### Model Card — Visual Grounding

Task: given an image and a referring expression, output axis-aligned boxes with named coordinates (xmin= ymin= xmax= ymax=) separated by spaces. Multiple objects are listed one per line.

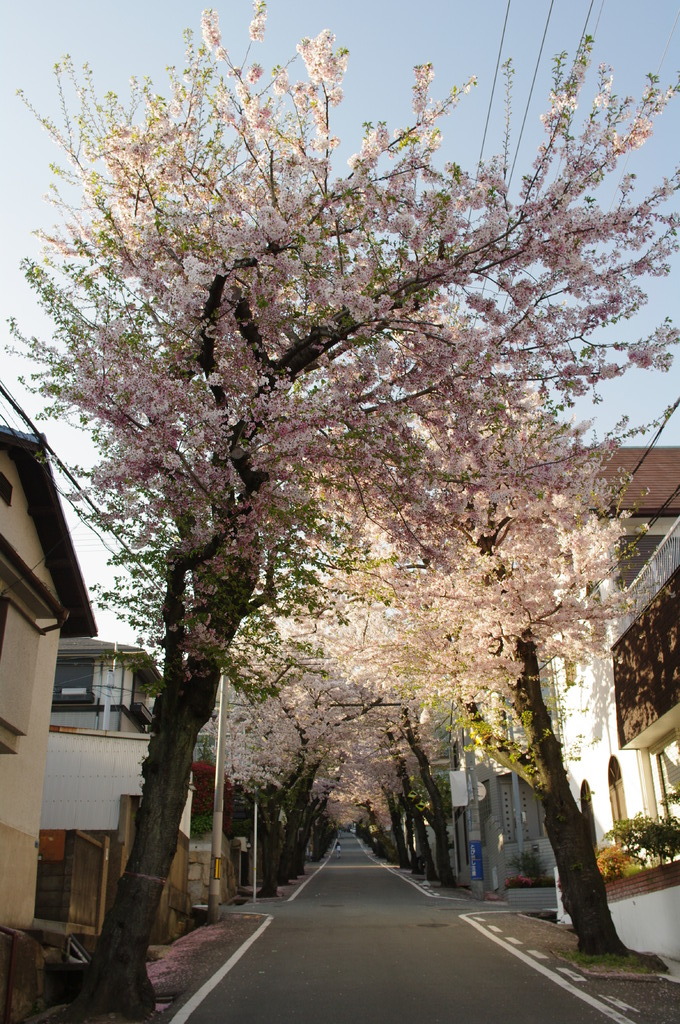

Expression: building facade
xmin=0 ymin=427 xmax=95 ymax=928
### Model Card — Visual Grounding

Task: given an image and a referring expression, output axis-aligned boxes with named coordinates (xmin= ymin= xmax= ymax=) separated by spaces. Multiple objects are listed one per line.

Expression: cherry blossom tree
xmin=326 ymin=400 xmax=638 ymax=953
xmin=15 ymin=2 xmax=679 ymax=1014
xmin=224 ymin=632 xmax=385 ymax=895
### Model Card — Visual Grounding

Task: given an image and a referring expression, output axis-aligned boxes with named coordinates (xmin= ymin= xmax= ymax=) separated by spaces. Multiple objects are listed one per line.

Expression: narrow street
xmin=171 ymin=834 xmax=680 ymax=1024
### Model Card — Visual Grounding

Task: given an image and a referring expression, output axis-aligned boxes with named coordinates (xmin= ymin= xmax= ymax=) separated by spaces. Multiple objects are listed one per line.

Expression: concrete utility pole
xmin=207 ymin=675 xmax=228 ymax=925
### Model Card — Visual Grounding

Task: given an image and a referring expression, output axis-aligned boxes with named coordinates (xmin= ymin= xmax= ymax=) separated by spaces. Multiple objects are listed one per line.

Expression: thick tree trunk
xmin=67 ymin=547 xmax=254 ymax=1021
xmin=394 ymin=768 xmax=436 ymax=880
xmin=384 ymin=788 xmax=411 ymax=869
xmin=360 ymin=803 xmax=398 ymax=862
xmin=513 ymin=637 xmax=628 ymax=956
xmin=409 ymin=802 xmax=436 ymax=879
xmin=402 ymin=716 xmax=456 ymax=887
xmin=294 ymin=796 xmax=327 ymax=875
xmin=69 ymin=658 xmax=220 ymax=1020
xmin=258 ymin=790 xmax=284 ymax=898
xmin=278 ymin=771 xmax=316 ymax=884
xmin=401 ymin=801 xmax=419 ymax=872
xmin=310 ymin=815 xmax=334 ymax=860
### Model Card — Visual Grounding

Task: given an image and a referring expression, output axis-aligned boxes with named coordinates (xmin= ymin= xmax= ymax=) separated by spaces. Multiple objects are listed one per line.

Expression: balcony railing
xmin=615 ymin=514 xmax=680 ymax=639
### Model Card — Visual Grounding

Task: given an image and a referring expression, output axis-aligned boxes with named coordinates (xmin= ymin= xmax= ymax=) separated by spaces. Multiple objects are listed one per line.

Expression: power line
xmin=628 ymin=394 xmax=680 ymax=479
xmin=0 ymin=380 xmax=158 ymax=588
xmin=577 ymin=0 xmax=597 ymax=50
xmin=507 ymin=0 xmax=555 ymax=187
xmin=477 ymin=0 xmax=512 ymax=169
xmin=648 ymin=479 xmax=680 ymax=529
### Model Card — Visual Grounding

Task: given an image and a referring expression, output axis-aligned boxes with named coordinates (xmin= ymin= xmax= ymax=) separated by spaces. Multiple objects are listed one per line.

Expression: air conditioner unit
xmin=53 ymin=688 xmax=95 ymax=704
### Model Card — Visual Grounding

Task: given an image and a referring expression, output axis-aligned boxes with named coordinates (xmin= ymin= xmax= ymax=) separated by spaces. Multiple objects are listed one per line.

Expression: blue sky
xmin=1 ymin=0 xmax=679 ymax=641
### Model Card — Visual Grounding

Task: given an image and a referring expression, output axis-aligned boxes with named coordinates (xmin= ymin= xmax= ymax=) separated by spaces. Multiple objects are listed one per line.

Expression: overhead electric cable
xmin=477 ymin=0 xmax=513 ymax=168
xmin=577 ymin=0 xmax=597 ymax=50
xmin=647 ymin=480 xmax=680 ymax=529
xmin=507 ymin=0 xmax=555 ymax=186
xmin=0 ymin=380 xmax=158 ymax=586
xmin=627 ymin=394 xmax=680 ymax=479
xmin=655 ymin=6 xmax=680 ymax=73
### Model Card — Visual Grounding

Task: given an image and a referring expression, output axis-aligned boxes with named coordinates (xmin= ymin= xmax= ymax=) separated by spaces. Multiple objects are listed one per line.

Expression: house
xmin=35 ymin=637 xmax=192 ymax=945
xmin=52 ymin=637 xmax=159 ymax=734
xmin=459 ymin=447 xmax=680 ymax=911
xmin=559 ymin=447 xmax=680 ymax=849
xmin=0 ymin=426 xmax=96 ymax=930
xmin=551 ymin=446 xmax=680 ymax=956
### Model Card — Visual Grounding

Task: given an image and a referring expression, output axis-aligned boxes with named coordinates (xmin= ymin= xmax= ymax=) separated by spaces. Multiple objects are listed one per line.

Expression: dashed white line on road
xmin=556 ymin=967 xmax=587 ymax=983
xmin=601 ymin=997 xmax=640 ymax=1013
xmin=487 ymin=925 xmax=503 ymax=933
xmin=505 ymin=937 xmax=523 ymax=945
xmin=527 ymin=949 xmax=549 ymax=960
xmin=461 ymin=914 xmax=637 ymax=1024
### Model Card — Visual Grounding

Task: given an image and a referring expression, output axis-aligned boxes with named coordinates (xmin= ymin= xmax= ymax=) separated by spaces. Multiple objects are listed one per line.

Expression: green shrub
xmin=606 ymin=813 xmax=680 ymax=864
xmin=190 ymin=811 xmax=214 ymax=837
xmin=190 ymin=761 xmax=233 ymax=837
xmin=508 ymin=849 xmax=545 ymax=878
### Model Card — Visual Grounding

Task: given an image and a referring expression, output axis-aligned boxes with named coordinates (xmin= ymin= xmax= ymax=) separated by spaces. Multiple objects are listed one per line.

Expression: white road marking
xmin=527 ymin=949 xmax=549 ymax=960
xmin=488 ymin=925 xmax=503 ymax=933
xmin=601 ymin=997 xmax=640 ymax=1013
xmin=287 ymin=854 xmax=332 ymax=902
xmin=461 ymin=914 xmax=638 ymax=1024
xmin=381 ymin=862 xmax=473 ymax=902
xmin=505 ymin=936 xmax=523 ymax=945
xmin=170 ymin=915 xmax=274 ymax=1024
xmin=557 ymin=967 xmax=587 ymax=983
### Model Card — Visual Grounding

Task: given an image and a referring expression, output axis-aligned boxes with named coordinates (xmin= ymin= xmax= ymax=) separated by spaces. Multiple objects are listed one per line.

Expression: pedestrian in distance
xmin=335 ymin=842 xmax=341 ymax=859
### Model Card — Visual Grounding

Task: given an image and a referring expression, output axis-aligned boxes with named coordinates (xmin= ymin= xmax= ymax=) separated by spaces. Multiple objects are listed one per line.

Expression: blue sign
xmin=469 ymin=840 xmax=483 ymax=881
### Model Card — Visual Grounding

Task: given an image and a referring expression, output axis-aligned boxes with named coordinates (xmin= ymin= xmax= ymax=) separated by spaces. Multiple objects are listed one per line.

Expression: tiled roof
xmin=603 ymin=447 xmax=680 ymax=517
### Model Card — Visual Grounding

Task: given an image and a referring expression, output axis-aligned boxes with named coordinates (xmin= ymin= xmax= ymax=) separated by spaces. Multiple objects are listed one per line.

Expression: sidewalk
xmin=27 ymin=867 xmax=320 ymax=1024
xmin=404 ymin=868 xmax=680 ymax=981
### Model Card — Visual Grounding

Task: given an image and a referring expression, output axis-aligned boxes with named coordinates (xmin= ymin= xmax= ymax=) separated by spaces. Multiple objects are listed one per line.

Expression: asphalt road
xmin=176 ymin=833 xmax=677 ymax=1024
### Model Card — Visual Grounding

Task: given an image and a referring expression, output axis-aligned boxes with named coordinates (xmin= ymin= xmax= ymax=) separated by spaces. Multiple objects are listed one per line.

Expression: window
xmin=655 ymin=738 xmax=680 ymax=817
xmin=608 ymin=756 xmax=627 ymax=823
xmin=53 ymin=660 xmax=95 ymax=703
xmin=580 ymin=780 xmax=597 ymax=845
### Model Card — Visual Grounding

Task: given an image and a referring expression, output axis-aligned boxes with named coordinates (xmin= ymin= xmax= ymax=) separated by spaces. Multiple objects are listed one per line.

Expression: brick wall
xmin=606 ymin=859 xmax=680 ymax=904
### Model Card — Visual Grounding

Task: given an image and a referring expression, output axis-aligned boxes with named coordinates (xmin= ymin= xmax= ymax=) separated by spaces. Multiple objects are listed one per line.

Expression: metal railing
xmin=615 ymin=514 xmax=680 ymax=639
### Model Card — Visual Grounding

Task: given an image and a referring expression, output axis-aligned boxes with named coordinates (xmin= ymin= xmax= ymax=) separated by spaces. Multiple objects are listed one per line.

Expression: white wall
xmin=608 ymin=886 xmax=680 ymax=960
xmin=42 ymin=727 xmax=193 ymax=835
xmin=556 ymin=655 xmax=650 ymax=842
xmin=42 ymin=729 xmax=148 ymax=830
